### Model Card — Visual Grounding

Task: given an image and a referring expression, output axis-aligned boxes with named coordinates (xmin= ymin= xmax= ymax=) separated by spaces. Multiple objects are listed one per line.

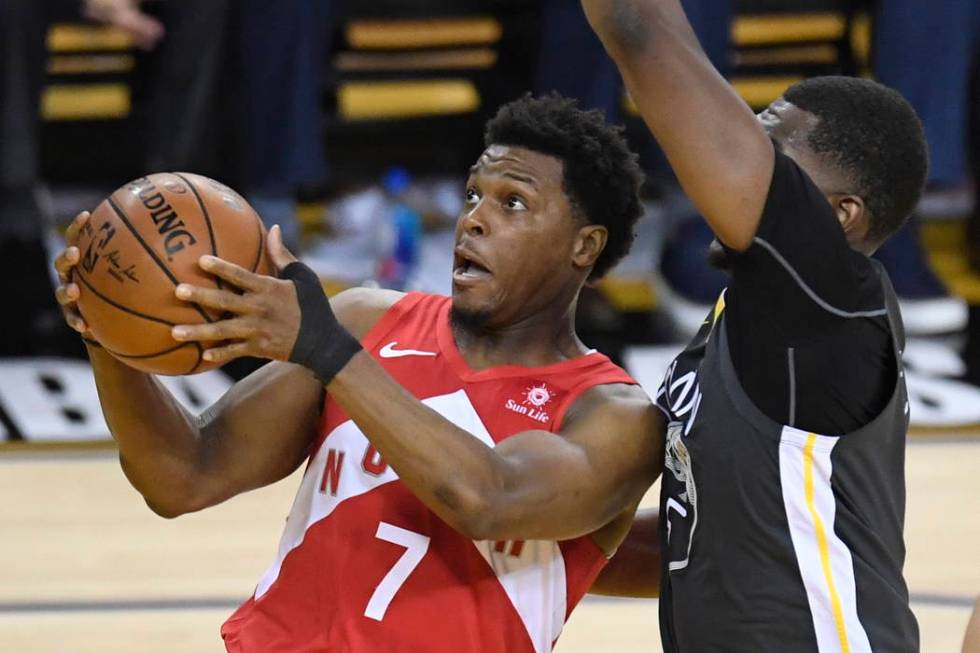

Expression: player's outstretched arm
xmin=589 ymin=508 xmax=661 ymax=597
xmin=581 ymin=0 xmax=774 ymax=251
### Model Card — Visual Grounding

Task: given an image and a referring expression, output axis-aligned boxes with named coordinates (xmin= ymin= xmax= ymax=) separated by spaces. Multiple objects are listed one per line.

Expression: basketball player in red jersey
xmin=54 ymin=95 xmax=664 ymax=652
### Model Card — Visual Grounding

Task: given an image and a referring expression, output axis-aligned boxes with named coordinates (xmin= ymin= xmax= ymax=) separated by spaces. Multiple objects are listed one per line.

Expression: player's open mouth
xmin=453 ymin=247 xmax=493 ymax=284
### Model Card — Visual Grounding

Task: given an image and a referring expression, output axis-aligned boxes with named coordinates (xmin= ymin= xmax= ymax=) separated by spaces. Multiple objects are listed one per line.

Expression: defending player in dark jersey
xmin=54 ymin=96 xmax=665 ymax=651
xmin=582 ymin=0 xmax=927 ymax=651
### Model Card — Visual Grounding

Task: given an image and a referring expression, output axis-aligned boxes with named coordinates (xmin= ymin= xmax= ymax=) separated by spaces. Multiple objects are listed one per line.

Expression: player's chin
xmin=450 ymin=288 xmax=500 ymax=328
xmin=451 ymin=289 xmax=485 ymax=315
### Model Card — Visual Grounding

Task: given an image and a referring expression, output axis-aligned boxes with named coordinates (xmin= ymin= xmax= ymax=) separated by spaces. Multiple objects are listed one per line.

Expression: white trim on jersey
xmin=472 ymin=539 xmax=567 ymax=653
xmin=254 ymin=390 xmax=495 ymax=599
xmin=253 ymin=388 xmax=573 ymax=653
xmin=779 ymin=426 xmax=872 ymax=653
xmin=254 ymin=418 xmax=398 ymax=598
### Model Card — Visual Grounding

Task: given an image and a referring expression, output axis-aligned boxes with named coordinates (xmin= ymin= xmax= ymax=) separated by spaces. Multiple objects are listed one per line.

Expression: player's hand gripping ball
xmin=57 ymin=173 xmax=271 ymax=375
xmin=169 ymin=224 xmax=307 ymax=365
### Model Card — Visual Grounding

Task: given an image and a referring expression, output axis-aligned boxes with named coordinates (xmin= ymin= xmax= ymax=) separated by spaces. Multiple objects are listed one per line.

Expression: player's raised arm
xmin=581 ymin=0 xmax=774 ymax=250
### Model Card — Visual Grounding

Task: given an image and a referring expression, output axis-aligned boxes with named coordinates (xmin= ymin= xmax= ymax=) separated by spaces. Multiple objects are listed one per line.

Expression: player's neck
xmin=451 ymin=298 xmax=588 ymax=371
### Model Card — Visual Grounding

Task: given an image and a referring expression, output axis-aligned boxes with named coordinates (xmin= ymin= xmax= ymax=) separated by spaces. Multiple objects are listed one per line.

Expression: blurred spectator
xmin=963 ymin=47 xmax=980 ymax=387
xmin=970 ymin=46 xmax=980 ymax=274
xmin=533 ymin=0 xmax=732 ymax=177
xmin=0 ymin=1 xmax=59 ymax=356
xmin=872 ymin=1 xmax=980 ymax=335
xmin=0 ymin=0 xmax=158 ymax=357
xmin=236 ymin=0 xmax=337 ymax=251
xmin=0 ymin=0 xmax=230 ymax=356
xmin=133 ymin=0 xmax=234 ymax=177
xmin=533 ymin=0 xmax=734 ymax=336
xmin=82 ymin=0 xmax=164 ymax=50
xmin=875 ymin=1 xmax=979 ymax=194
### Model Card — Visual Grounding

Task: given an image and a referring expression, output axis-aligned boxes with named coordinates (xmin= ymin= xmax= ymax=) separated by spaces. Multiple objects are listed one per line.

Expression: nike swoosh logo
xmin=379 ymin=341 xmax=437 ymax=359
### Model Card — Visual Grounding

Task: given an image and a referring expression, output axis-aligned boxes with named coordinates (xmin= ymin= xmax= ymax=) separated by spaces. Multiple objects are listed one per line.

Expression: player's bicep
xmin=587 ymin=0 xmax=773 ymax=250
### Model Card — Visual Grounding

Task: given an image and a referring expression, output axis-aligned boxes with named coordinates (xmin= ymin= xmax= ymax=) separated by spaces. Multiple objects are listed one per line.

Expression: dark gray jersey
xmin=655 ymin=264 xmax=918 ymax=652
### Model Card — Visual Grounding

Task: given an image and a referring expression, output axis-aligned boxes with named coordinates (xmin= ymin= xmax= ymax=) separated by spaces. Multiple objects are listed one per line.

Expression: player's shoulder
xmin=579 ymin=381 xmax=650 ymax=405
xmin=562 ymin=382 xmax=660 ymax=434
xmin=331 ymin=287 xmax=407 ymax=340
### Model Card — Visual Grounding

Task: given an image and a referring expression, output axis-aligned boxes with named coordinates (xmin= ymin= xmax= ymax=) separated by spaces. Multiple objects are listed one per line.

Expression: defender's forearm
xmin=590 ymin=508 xmax=661 ymax=597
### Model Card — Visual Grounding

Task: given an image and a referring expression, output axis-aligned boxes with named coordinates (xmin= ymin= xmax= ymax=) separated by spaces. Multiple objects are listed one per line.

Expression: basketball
xmin=73 ymin=173 xmax=271 ymax=375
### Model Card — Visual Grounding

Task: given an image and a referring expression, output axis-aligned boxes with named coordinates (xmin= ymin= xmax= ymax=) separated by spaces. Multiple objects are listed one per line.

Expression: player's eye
xmin=465 ymin=187 xmax=480 ymax=204
xmin=506 ymin=196 xmax=528 ymax=211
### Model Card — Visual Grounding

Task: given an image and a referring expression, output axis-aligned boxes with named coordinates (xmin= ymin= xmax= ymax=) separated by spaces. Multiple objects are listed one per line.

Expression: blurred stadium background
xmin=1 ymin=0 xmax=978 ymax=651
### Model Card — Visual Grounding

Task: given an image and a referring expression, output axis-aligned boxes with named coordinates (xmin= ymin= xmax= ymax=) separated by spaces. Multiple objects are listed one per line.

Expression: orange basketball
xmin=74 ymin=173 xmax=271 ymax=375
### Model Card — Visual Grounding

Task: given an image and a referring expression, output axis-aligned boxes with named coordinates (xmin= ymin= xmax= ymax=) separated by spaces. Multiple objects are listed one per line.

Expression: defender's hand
xmin=171 ymin=225 xmax=302 ymax=364
xmin=54 ymin=211 xmax=97 ymax=342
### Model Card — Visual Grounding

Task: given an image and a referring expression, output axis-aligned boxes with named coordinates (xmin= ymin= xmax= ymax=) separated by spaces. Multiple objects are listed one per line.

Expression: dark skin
xmin=580 ymin=0 xmax=884 ymax=596
xmin=580 ymin=0 xmax=874 ymax=255
xmin=589 ymin=507 xmax=661 ymax=598
xmin=54 ymin=145 xmax=663 ymax=554
xmin=55 ymin=213 xmax=391 ymax=515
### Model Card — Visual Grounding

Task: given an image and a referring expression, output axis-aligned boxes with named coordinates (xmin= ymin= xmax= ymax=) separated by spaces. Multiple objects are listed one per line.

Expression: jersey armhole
xmin=551 ymin=371 xmax=638 ymax=432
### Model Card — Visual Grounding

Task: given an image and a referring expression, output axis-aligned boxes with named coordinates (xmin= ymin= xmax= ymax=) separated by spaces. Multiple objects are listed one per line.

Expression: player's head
xmin=758 ymin=76 xmax=928 ymax=252
xmin=451 ymin=93 xmax=644 ymax=328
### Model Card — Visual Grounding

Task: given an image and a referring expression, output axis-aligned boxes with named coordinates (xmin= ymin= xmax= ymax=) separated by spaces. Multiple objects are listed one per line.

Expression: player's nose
xmin=459 ymin=203 xmax=489 ymax=237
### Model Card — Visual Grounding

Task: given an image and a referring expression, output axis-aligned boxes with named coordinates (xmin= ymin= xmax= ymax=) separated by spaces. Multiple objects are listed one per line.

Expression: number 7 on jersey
xmin=364 ymin=522 xmax=431 ymax=621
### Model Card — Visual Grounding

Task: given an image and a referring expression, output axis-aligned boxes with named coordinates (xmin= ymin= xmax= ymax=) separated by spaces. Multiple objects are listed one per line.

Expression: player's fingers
xmin=202 ymin=342 xmax=252 ymax=364
xmin=199 ymin=255 xmax=268 ymax=292
xmin=64 ymin=211 xmax=91 ymax=245
xmin=175 ymin=284 xmax=257 ymax=315
xmin=171 ymin=319 xmax=255 ymax=343
xmin=55 ymin=283 xmax=80 ymax=307
xmin=67 ymin=314 xmax=89 ymax=334
xmin=54 ymin=246 xmax=80 ymax=279
xmin=61 ymin=306 xmax=89 ymax=334
xmin=267 ymin=225 xmax=298 ymax=274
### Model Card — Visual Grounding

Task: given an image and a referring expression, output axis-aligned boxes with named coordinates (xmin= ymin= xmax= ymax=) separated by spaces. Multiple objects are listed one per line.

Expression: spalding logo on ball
xmin=73 ymin=173 xmax=271 ymax=376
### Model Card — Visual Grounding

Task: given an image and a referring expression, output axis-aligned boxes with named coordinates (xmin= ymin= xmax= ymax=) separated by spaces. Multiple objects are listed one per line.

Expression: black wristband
xmin=281 ymin=261 xmax=362 ymax=385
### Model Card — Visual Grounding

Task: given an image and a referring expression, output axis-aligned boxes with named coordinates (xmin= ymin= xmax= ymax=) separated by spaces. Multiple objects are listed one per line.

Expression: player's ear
xmin=829 ymin=193 xmax=866 ymax=238
xmin=572 ymin=224 xmax=608 ymax=271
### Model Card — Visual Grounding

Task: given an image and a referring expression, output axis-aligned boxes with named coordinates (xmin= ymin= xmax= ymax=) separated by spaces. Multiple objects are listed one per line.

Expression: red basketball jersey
xmin=222 ymin=293 xmax=636 ymax=652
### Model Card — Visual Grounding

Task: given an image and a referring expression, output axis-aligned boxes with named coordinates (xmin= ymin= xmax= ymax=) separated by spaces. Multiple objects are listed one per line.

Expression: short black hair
xmin=784 ymin=76 xmax=928 ymax=244
xmin=483 ymin=94 xmax=644 ymax=279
